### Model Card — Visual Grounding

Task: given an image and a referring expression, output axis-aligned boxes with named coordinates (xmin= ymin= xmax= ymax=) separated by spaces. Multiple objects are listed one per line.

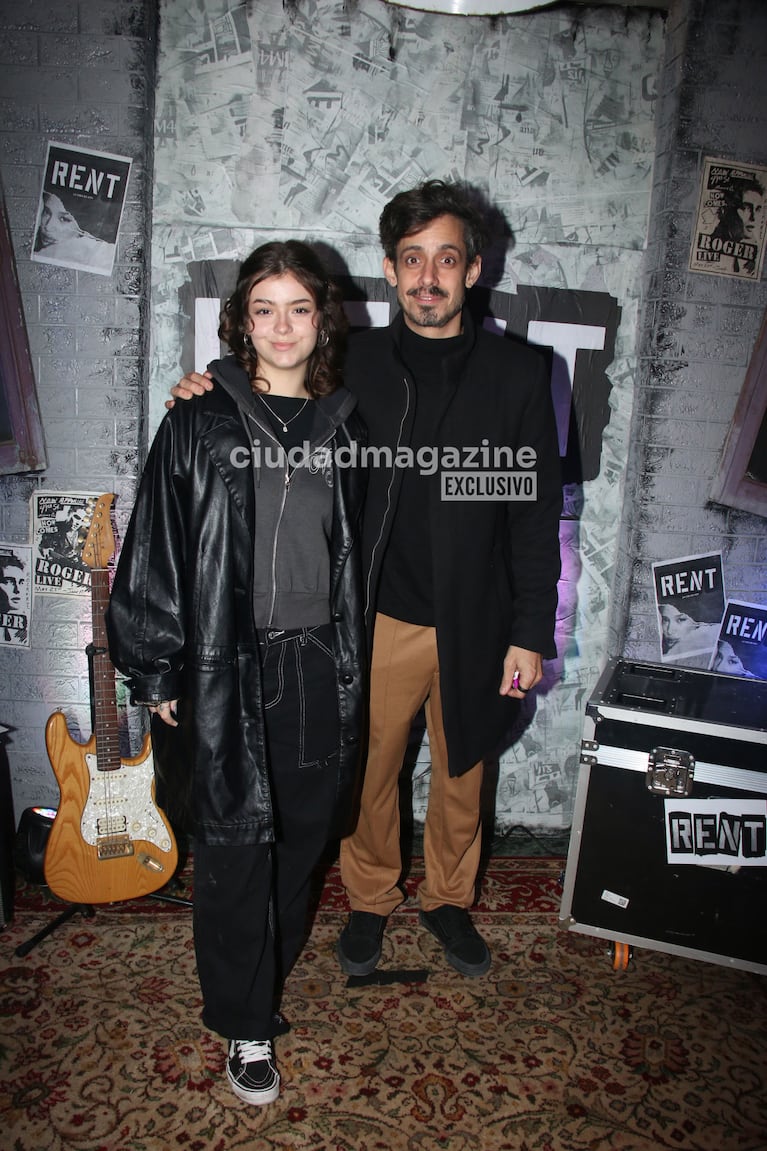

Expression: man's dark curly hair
xmin=379 ymin=179 xmax=490 ymax=264
xmin=218 ymin=240 xmax=347 ymax=397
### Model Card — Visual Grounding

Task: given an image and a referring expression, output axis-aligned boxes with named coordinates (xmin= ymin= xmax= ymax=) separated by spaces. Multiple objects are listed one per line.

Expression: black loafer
xmin=337 ymin=911 xmax=387 ymax=975
xmin=419 ymin=904 xmax=491 ymax=976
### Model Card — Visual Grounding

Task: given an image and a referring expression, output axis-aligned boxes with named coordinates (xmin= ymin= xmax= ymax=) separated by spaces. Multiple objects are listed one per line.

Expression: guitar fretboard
xmin=90 ymin=566 xmax=121 ymax=773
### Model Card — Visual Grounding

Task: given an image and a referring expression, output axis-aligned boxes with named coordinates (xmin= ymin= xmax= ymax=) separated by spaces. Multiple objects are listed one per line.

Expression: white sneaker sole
xmin=227 ymin=1069 xmax=280 ymax=1106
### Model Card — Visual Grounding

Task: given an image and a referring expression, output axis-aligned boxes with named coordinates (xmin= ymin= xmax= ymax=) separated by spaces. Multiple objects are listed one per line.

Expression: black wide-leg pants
xmin=192 ymin=624 xmax=340 ymax=1041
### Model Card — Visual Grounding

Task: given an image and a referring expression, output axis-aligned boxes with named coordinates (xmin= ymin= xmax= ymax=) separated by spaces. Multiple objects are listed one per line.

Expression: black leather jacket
xmin=106 ymin=378 xmax=368 ymax=845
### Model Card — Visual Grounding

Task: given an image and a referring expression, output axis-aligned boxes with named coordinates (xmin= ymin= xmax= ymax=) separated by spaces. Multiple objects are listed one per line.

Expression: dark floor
xmin=483 ymin=825 xmax=571 ymax=858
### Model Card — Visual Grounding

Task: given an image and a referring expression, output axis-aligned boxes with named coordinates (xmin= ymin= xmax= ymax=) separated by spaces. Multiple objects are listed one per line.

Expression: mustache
xmin=407 ymin=286 xmax=448 ymax=299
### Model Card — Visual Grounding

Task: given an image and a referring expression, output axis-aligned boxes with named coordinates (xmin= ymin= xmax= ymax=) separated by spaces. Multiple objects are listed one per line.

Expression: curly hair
xmin=379 ymin=179 xmax=490 ymax=264
xmin=218 ymin=240 xmax=347 ymax=397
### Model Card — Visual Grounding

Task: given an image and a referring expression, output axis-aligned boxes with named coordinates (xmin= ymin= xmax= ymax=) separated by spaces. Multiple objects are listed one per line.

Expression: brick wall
xmin=0 ymin=0 xmax=765 ymax=826
xmin=0 ymin=0 xmax=156 ymax=817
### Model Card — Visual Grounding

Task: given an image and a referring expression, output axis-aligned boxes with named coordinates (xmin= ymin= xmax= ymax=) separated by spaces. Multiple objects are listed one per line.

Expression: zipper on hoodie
xmin=242 ymin=410 xmax=287 ymax=627
xmin=249 ymin=411 xmax=338 ymax=627
xmin=268 ymin=458 xmax=290 ymax=624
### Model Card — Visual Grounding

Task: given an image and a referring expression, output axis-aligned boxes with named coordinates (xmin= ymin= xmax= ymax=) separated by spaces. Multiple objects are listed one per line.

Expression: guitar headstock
xmin=81 ymin=493 xmax=116 ymax=571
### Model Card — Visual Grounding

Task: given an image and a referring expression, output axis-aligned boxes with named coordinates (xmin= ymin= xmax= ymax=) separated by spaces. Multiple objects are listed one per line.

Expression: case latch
xmin=646 ymin=746 xmax=695 ymax=796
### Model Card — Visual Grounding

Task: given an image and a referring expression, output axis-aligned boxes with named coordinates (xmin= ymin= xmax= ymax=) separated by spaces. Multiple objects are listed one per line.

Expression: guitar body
xmin=42 ymin=494 xmax=179 ymax=906
xmin=44 ymin=710 xmax=178 ymax=905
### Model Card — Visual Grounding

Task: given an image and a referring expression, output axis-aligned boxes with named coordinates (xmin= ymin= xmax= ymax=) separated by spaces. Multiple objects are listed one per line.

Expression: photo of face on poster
xmin=652 ymin=552 xmax=726 ymax=665
xmin=711 ymin=601 xmax=767 ymax=680
xmin=0 ymin=545 xmax=31 ymax=647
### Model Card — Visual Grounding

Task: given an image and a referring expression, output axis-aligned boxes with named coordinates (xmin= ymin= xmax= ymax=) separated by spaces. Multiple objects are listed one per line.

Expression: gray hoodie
xmin=209 ymin=355 xmax=357 ymax=629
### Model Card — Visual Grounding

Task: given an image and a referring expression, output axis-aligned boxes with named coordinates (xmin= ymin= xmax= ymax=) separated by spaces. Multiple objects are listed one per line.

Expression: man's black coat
xmin=345 ymin=309 xmax=562 ymax=777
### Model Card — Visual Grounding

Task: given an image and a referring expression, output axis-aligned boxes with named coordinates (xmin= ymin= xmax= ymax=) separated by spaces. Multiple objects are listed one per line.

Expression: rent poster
xmin=710 ymin=600 xmax=767 ymax=680
xmin=689 ymin=156 xmax=767 ymax=281
xmin=31 ymin=142 xmax=132 ymax=276
xmin=665 ymin=798 xmax=767 ymax=866
xmin=652 ymin=552 xmax=725 ymax=665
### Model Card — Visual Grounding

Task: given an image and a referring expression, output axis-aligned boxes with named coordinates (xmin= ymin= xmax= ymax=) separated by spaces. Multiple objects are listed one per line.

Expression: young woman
xmin=107 ymin=241 xmax=367 ymax=1107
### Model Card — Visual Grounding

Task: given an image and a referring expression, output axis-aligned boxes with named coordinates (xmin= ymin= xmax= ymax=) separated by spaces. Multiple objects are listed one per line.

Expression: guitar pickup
xmin=96 ymin=815 xmax=128 ymax=836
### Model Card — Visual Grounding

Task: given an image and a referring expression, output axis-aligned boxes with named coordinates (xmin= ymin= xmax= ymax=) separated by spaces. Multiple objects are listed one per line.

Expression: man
xmin=710 ymin=178 xmax=765 ymax=275
xmin=171 ymin=180 xmax=562 ymax=979
xmin=736 ymin=181 xmax=764 ymax=243
xmin=38 ymin=502 xmax=91 ymax=570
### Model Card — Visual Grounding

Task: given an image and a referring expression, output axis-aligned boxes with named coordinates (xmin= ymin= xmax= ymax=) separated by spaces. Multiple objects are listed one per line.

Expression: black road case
xmin=560 ymin=658 xmax=767 ymax=974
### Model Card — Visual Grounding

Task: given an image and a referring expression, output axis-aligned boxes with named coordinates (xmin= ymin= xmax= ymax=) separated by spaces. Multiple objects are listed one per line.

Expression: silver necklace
xmin=258 ymin=394 xmax=309 ymax=433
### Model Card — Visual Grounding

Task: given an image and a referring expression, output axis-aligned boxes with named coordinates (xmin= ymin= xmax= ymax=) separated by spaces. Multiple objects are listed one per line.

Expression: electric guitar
xmin=44 ymin=493 xmax=178 ymax=904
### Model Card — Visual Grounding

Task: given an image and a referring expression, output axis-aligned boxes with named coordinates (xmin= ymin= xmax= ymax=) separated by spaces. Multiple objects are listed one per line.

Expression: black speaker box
xmin=0 ymin=742 xmax=16 ymax=928
xmin=15 ymin=806 xmax=56 ymax=887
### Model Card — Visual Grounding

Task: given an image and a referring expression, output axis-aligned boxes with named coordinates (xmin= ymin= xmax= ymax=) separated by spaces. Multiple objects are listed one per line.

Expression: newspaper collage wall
xmin=148 ymin=0 xmax=666 ymax=829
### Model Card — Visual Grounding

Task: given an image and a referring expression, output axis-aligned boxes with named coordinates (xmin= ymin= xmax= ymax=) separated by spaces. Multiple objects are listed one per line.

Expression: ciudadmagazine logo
xmin=230 ymin=440 xmax=538 ymax=501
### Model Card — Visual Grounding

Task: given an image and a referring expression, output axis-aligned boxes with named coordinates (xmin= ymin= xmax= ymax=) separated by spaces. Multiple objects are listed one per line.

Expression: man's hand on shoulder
xmin=165 ymin=370 xmax=215 ymax=411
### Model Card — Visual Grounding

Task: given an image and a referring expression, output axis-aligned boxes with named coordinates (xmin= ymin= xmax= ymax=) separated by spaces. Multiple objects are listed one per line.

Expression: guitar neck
xmin=91 ymin=566 xmax=121 ymax=772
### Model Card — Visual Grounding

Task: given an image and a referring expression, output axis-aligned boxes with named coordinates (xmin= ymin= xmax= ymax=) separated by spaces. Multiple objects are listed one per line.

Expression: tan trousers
xmin=340 ymin=612 xmax=483 ymax=915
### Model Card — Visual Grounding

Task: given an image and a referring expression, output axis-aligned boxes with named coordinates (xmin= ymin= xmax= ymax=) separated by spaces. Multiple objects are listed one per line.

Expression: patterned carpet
xmin=2 ymin=857 xmax=766 ymax=1151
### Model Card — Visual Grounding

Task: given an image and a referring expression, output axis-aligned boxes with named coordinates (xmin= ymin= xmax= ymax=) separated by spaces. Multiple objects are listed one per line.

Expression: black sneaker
xmin=419 ymin=904 xmax=491 ymax=977
xmin=337 ymin=910 xmax=387 ymax=975
xmin=226 ymin=1039 xmax=280 ymax=1105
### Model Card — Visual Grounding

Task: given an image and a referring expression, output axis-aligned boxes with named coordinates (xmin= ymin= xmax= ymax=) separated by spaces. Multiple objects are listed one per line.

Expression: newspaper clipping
xmin=32 ymin=492 xmax=100 ymax=595
xmin=689 ymin=156 xmax=767 ymax=280
xmin=710 ymin=600 xmax=767 ymax=680
xmin=31 ymin=142 xmax=132 ymax=277
xmin=0 ymin=544 xmax=31 ymax=648
xmin=652 ymin=552 xmax=725 ymax=666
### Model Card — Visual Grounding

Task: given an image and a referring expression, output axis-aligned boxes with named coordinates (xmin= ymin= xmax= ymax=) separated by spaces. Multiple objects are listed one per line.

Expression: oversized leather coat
xmin=106 ymin=373 xmax=368 ymax=846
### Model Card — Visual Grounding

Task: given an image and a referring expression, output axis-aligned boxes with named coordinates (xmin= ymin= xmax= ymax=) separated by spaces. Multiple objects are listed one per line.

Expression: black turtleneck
xmin=376 ymin=325 xmax=468 ymax=626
